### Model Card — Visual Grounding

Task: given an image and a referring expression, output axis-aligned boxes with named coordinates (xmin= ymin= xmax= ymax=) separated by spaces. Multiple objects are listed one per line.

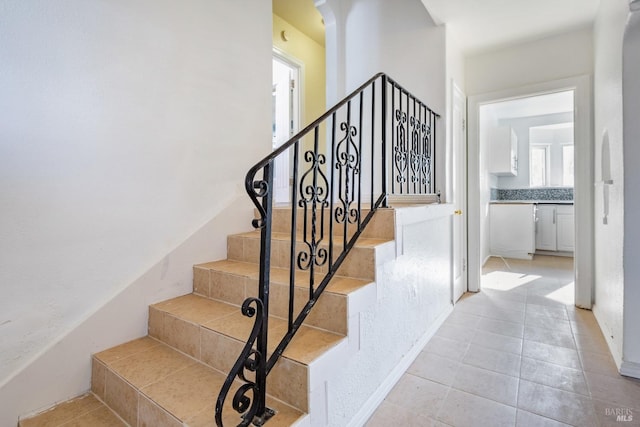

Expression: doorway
xmin=272 ymin=53 xmax=300 ymax=204
xmin=467 ymin=76 xmax=593 ymax=309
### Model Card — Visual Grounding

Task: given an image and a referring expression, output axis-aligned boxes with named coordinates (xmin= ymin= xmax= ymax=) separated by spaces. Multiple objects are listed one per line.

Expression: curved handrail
xmin=217 ymin=72 xmax=440 ymax=426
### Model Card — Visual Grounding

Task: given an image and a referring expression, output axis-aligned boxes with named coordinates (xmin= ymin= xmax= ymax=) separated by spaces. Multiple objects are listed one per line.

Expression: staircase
xmin=20 ymin=207 xmax=396 ymax=427
xmin=19 ymin=73 xmax=440 ymax=427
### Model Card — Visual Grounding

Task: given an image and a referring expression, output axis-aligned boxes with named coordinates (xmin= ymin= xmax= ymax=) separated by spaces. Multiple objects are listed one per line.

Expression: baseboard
xmin=346 ymin=304 xmax=454 ymax=427
xmin=620 ymin=360 xmax=640 ymax=379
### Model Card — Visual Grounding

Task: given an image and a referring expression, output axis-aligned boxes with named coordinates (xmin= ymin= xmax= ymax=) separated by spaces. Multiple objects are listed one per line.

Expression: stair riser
xmin=92 ymin=356 xmax=271 ymax=426
xmin=227 ymin=236 xmax=376 ymax=281
xmin=92 ymin=359 xmax=183 ymax=427
xmin=269 ymin=208 xmax=394 ymax=240
xmin=148 ymin=307 xmax=310 ymax=412
xmin=193 ymin=267 xmax=348 ymax=335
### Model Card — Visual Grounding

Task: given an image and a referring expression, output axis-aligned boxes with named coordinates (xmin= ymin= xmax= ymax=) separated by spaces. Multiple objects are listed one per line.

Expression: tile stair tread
xmin=232 ymin=230 xmax=392 ymax=247
xmin=151 ymin=294 xmax=345 ymax=366
xmin=94 ymin=337 xmax=305 ymax=426
xmin=195 ymin=259 xmax=372 ymax=295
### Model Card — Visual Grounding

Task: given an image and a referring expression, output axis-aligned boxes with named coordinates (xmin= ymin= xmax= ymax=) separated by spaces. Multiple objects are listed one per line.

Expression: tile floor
xmin=366 ymin=255 xmax=640 ymax=427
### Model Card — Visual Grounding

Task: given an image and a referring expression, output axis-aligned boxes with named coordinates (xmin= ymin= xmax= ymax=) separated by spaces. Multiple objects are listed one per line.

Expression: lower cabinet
xmin=535 ymin=204 xmax=574 ymax=253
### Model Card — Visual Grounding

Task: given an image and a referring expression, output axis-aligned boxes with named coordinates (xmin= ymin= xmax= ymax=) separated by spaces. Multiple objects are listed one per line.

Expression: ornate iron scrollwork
xmin=215 ymin=298 xmax=268 ymax=427
xmin=421 ymin=122 xmax=432 ymax=190
xmin=335 ymin=122 xmax=361 ymax=226
xmin=297 ymin=150 xmax=330 ymax=271
xmin=394 ymin=110 xmax=408 ymax=186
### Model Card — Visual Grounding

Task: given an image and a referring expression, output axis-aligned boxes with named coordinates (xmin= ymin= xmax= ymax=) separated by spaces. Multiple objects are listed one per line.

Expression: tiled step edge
xmin=91 ymin=336 xmax=306 ymax=427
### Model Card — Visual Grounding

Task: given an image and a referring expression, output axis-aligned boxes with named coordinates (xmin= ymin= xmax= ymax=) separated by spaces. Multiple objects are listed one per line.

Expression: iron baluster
xmin=216 ymin=74 xmax=439 ymax=427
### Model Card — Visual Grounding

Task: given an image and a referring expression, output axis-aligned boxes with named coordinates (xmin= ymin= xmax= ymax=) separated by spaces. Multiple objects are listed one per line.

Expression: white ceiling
xmin=273 ymin=0 xmax=325 ymax=46
xmin=420 ymin=0 xmax=600 ymax=54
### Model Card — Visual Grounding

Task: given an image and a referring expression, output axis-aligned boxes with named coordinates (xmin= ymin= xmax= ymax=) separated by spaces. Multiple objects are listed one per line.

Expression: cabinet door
xmin=556 ymin=210 xmax=575 ymax=252
xmin=536 ymin=205 xmax=557 ymax=251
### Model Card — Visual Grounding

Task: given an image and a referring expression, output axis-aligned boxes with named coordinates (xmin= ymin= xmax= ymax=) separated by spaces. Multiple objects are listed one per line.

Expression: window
xmin=530 ymin=144 xmax=550 ymax=187
xmin=562 ymin=144 xmax=574 ymax=187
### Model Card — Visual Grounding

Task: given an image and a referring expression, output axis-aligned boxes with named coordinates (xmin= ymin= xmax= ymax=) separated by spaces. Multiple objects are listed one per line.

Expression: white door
xmin=452 ymin=83 xmax=467 ymax=303
xmin=272 ymin=54 xmax=300 ymax=204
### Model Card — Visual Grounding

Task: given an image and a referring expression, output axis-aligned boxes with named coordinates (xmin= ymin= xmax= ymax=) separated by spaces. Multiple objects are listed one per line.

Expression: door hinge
xmin=290 ymin=79 xmax=295 ymax=90
xmin=462 ymin=258 xmax=467 ymax=271
xmin=462 ymin=119 xmax=466 ymax=131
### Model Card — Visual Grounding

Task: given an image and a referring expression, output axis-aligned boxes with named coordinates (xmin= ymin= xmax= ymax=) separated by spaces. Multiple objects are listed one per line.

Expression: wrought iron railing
xmin=215 ymin=73 xmax=439 ymax=426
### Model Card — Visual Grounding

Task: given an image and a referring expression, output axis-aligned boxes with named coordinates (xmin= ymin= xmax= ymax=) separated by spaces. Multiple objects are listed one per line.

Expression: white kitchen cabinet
xmin=535 ymin=205 xmax=557 ymax=251
xmin=535 ymin=204 xmax=574 ymax=253
xmin=556 ymin=205 xmax=575 ymax=252
xmin=489 ymin=126 xmax=518 ymax=176
xmin=490 ymin=203 xmax=535 ymax=260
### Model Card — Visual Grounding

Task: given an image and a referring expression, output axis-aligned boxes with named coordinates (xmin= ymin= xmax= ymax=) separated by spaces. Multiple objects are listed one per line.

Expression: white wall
xmin=622 ymin=0 xmax=640 ymax=377
xmin=0 ymin=0 xmax=272 ymax=422
xmin=329 ymin=205 xmax=453 ymax=426
xmin=592 ymin=0 xmax=629 ymax=369
xmin=466 ymin=27 xmax=594 ymax=96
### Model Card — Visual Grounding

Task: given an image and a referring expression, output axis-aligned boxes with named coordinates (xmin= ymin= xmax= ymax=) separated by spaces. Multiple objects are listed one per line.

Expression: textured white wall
xmin=593 ymin=0 xmax=629 ymax=368
xmin=622 ymin=1 xmax=640 ymax=376
xmin=328 ymin=206 xmax=453 ymax=426
xmin=0 ymin=0 xmax=271 ymax=421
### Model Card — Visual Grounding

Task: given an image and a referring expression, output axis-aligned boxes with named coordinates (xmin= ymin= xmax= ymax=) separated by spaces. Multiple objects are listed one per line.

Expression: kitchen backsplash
xmin=492 ymin=187 xmax=573 ymax=201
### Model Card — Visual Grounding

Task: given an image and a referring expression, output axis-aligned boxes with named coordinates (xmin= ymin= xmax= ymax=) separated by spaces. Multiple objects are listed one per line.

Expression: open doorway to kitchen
xmin=468 ymin=76 xmax=593 ymax=310
xmin=480 ymin=91 xmax=576 ymax=306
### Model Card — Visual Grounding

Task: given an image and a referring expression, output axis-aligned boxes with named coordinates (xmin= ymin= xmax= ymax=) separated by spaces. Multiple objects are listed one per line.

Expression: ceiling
xmin=273 ymin=0 xmax=325 ymax=46
xmin=272 ymin=0 xmax=600 ymax=55
xmin=420 ymin=0 xmax=600 ymax=54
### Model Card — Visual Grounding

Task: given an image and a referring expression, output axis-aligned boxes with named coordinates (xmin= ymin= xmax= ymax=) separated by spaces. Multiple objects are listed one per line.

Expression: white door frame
xmin=451 ymin=81 xmax=468 ymax=303
xmin=467 ymin=75 xmax=593 ymax=308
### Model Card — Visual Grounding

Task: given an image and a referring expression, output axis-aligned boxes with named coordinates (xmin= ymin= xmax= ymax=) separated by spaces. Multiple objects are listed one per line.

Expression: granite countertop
xmin=490 ymin=200 xmax=574 ymax=204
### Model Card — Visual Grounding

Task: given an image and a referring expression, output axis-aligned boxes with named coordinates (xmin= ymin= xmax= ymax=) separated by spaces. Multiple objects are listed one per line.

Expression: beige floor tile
xmin=522 ymin=340 xmax=582 ymax=370
xmin=385 ymin=374 xmax=449 ymax=419
xmin=108 ymin=343 xmax=196 ymax=389
xmin=574 ymin=331 xmax=610 ymax=355
xmin=152 ymin=294 xmax=238 ymax=325
xmin=283 ymin=325 xmax=344 ymax=365
xmin=138 ymin=395 xmax=182 ymax=427
xmin=580 ymin=350 xmax=620 ymax=378
xmin=476 ymin=317 xmax=524 ymax=339
xmin=422 ymin=335 xmax=470 ymax=362
xmin=435 ymin=323 xmax=476 ymax=344
xmin=62 ymin=406 xmax=127 ymax=427
xmin=141 ymin=362 xmax=225 ymax=421
xmin=584 ymin=371 xmax=640 ymax=411
xmin=515 ymin=409 xmax=572 ymax=427
xmin=517 ymin=379 xmax=597 ymax=427
xmin=479 ymin=306 xmax=526 ymax=324
xmin=19 ymin=394 xmax=102 ymax=427
xmin=525 ymin=304 xmax=568 ymax=321
xmin=525 ymin=311 xmax=573 ymax=335
xmin=365 ymin=400 xmax=430 ymax=427
xmin=451 ymin=364 xmax=519 ymax=406
xmin=444 ymin=310 xmax=483 ymax=328
xmin=520 ymin=357 xmax=589 ymax=395
xmin=104 ymin=369 xmax=139 ymax=427
xmin=436 ymin=389 xmax=516 ymax=427
xmin=471 ymin=329 xmax=523 ymax=355
xmin=408 ymin=351 xmax=461 ymax=386
xmin=94 ymin=336 xmax=161 ymax=366
xmin=524 ymin=325 xmax=576 ymax=350
xmin=462 ymin=343 xmax=521 ymax=377
xmin=482 ymin=288 xmax=528 ymax=303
